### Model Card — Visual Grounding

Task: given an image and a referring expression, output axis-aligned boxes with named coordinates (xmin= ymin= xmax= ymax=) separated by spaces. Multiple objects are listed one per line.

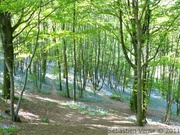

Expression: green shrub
xmin=14 ymin=96 xmax=28 ymax=102
xmin=129 ymin=97 xmax=134 ymax=111
xmin=0 ymin=126 xmax=19 ymax=135
xmin=0 ymin=114 xmax=4 ymax=120
xmin=59 ymin=90 xmax=67 ymax=97
xmin=40 ymin=117 xmax=49 ymax=123
xmin=40 ymin=90 xmax=51 ymax=95
xmin=110 ymin=94 xmax=122 ymax=101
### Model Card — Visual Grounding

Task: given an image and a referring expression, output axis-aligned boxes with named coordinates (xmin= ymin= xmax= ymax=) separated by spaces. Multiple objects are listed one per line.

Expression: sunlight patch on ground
xmin=85 ymin=124 xmax=108 ymax=128
xmin=46 ymin=73 xmax=57 ymax=80
xmin=147 ymin=121 xmax=180 ymax=130
xmin=15 ymin=91 xmax=33 ymax=102
xmin=101 ymin=115 xmax=124 ymax=121
xmin=65 ymin=113 xmax=74 ymax=118
xmin=76 ymin=116 xmax=85 ymax=121
xmin=34 ymin=95 xmax=67 ymax=109
xmin=19 ymin=111 xmax=39 ymax=120
xmin=34 ymin=95 xmax=61 ymax=104
xmin=29 ymin=122 xmax=50 ymax=125
xmin=127 ymin=115 xmax=136 ymax=121
xmin=113 ymin=120 xmax=134 ymax=124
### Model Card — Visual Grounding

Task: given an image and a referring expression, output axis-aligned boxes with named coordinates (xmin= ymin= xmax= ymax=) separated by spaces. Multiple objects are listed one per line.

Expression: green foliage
xmin=14 ymin=96 xmax=28 ymax=102
xmin=45 ymin=100 xmax=56 ymax=105
xmin=0 ymin=126 xmax=19 ymax=135
xmin=0 ymin=83 xmax=3 ymax=90
xmin=171 ymin=114 xmax=180 ymax=120
xmin=28 ymin=74 xmax=36 ymax=83
xmin=0 ymin=114 xmax=4 ymax=120
xmin=40 ymin=117 xmax=49 ymax=123
xmin=40 ymin=90 xmax=51 ymax=95
xmin=109 ymin=94 xmax=122 ymax=101
xmin=129 ymin=97 xmax=134 ymax=111
xmin=59 ymin=90 xmax=67 ymax=97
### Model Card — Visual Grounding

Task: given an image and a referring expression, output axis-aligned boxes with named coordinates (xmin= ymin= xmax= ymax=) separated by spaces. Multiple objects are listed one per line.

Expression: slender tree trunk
xmin=73 ymin=2 xmax=77 ymax=101
xmin=82 ymin=36 xmax=88 ymax=93
xmin=41 ymin=49 xmax=47 ymax=83
xmin=78 ymin=38 xmax=83 ymax=98
xmin=177 ymin=75 xmax=180 ymax=116
xmin=39 ymin=58 xmax=42 ymax=90
xmin=163 ymin=39 xmax=176 ymax=124
xmin=163 ymin=70 xmax=172 ymax=124
xmin=57 ymin=60 xmax=62 ymax=91
xmin=62 ymin=23 xmax=70 ymax=98
xmin=14 ymin=0 xmax=42 ymax=121
xmin=142 ymin=67 xmax=148 ymax=122
xmin=63 ymin=38 xmax=69 ymax=97
xmin=32 ymin=61 xmax=38 ymax=89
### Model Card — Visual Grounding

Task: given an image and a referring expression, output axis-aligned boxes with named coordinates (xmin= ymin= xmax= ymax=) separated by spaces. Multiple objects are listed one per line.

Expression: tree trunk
xmin=142 ymin=67 xmax=148 ymax=122
xmin=73 ymin=2 xmax=77 ymax=101
xmin=3 ymin=61 xmax=10 ymax=99
xmin=57 ymin=60 xmax=62 ymax=91
xmin=131 ymin=69 xmax=138 ymax=112
xmin=62 ymin=23 xmax=70 ymax=98
xmin=41 ymin=50 xmax=47 ymax=83
xmin=177 ymin=76 xmax=180 ymax=116
xmin=0 ymin=12 xmax=14 ymax=100
xmin=133 ymin=0 xmax=143 ymax=126
xmin=163 ymin=66 xmax=173 ymax=124
xmin=0 ymin=12 xmax=15 ymax=121
xmin=32 ymin=61 xmax=38 ymax=89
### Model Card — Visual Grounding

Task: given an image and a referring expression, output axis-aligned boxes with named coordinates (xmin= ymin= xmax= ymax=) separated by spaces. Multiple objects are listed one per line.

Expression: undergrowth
xmin=63 ymin=101 xmax=109 ymax=116
xmin=0 ymin=126 xmax=19 ymax=135
xmin=109 ymin=94 xmax=122 ymax=101
xmin=40 ymin=117 xmax=49 ymax=123
xmin=0 ymin=114 xmax=4 ymax=120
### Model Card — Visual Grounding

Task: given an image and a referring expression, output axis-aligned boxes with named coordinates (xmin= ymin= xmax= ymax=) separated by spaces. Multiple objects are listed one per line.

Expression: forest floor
xmin=0 ymin=81 xmax=180 ymax=135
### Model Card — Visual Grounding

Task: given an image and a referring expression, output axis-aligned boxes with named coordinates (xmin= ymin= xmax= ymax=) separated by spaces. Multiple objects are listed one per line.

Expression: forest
xmin=0 ymin=0 xmax=180 ymax=134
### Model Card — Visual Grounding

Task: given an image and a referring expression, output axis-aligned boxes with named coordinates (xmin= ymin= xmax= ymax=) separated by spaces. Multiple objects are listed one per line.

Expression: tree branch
xmin=139 ymin=0 xmax=148 ymax=21
xmin=142 ymin=44 xmax=160 ymax=68
xmin=12 ymin=10 xmax=36 ymax=32
xmin=119 ymin=9 xmax=136 ymax=69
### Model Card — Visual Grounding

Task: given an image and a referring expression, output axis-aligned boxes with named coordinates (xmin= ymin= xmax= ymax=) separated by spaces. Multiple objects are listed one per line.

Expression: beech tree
xmin=0 ymin=0 xmax=56 ymax=121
